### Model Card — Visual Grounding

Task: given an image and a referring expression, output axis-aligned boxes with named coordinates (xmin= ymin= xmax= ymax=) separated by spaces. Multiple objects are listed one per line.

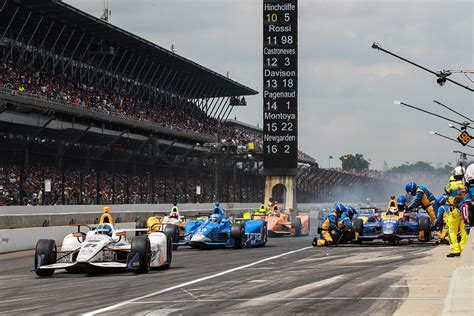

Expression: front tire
xmin=468 ymin=201 xmax=474 ymax=227
xmin=35 ymin=239 xmax=56 ymax=277
xmin=418 ymin=217 xmax=431 ymax=242
xmin=291 ymin=217 xmax=302 ymax=237
xmin=352 ymin=218 xmax=364 ymax=244
xmin=230 ymin=223 xmax=245 ymax=249
xmin=163 ymin=224 xmax=179 ymax=251
xmin=131 ymin=236 xmax=151 ymax=273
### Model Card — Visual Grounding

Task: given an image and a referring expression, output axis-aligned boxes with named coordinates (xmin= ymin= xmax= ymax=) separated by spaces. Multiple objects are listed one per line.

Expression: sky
xmin=66 ymin=0 xmax=473 ymax=170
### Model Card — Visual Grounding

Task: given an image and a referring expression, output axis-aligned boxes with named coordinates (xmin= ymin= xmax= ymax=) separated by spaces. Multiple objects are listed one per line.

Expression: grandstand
xmin=0 ymin=0 xmax=392 ymax=206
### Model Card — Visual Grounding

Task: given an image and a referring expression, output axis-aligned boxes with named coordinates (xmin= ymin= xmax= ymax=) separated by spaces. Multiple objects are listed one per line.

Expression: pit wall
xmin=0 ymin=202 xmax=344 ymax=229
xmin=0 ymin=222 xmax=136 ymax=253
xmin=0 ymin=202 xmax=378 ymax=253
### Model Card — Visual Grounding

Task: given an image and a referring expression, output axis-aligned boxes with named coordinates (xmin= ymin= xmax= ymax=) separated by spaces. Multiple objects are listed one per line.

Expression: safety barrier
xmin=0 ymin=202 xmax=375 ymax=253
xmin=0 ymin=222 xmax=136 ymax=253
xmin=0 ymin=202 xmax=340 ymax=229
xmin=442 ymin=231 xmax=474 ymax=315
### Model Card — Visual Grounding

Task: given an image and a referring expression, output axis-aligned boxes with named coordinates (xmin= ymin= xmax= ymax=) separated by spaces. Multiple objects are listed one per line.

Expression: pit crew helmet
xmin=397 ymin=195 xmax=406 ymax=206
xmin=435 ymin=195 xmax=447 ymax=206
xmin=465 ymin=163 xmax=474 ymax=185
xmin=453 ymin=166 xmax=465 ymax=180
xmin=346 ymin=205 xmax=357 ymax=217
xmin=405 ymin=182 xmax=418 ymax=195
xmin=334 ymin=203 xmax=346 ymax=215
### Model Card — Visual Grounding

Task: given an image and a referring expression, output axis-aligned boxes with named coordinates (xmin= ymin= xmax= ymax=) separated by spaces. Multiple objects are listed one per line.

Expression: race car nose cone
xmin=191 ymin=233 xmax=210 ymax=242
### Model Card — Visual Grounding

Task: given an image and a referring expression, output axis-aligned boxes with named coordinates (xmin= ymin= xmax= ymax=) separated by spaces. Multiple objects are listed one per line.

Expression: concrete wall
xmin=0 ymin=202 xmax=342 ymax=229
xmin=0 ymin=222 xmax=136 ymax=253
xmin=442 ymin=231 xmax=474 ymax=315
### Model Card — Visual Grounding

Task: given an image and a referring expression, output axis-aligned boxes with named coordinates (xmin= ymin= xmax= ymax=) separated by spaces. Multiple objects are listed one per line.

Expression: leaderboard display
xmin=263 ymin=0 xmax=298 ymax=172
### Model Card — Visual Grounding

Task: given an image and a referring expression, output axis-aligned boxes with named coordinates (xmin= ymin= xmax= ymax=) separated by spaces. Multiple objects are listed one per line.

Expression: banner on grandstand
xmin=44 ymin=179 xmax=51 ymax=192
xmin=263 ymin=0 xmax=298 ymax=174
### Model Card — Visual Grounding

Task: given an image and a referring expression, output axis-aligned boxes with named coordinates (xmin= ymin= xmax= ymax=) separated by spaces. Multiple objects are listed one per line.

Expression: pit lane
xmin=0 ymin=212 xmax=443 ymax=315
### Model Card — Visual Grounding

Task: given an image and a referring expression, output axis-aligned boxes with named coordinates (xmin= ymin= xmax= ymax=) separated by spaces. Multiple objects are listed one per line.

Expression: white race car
xmin=34 ymin=221 xmax=172 ymax=276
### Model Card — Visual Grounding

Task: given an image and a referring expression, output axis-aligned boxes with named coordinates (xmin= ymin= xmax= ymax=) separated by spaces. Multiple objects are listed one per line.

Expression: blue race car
xmin=352 ymin=207 xmax=431 ymax=244
xmin=178 ymin=203 xmax=268 ymax=249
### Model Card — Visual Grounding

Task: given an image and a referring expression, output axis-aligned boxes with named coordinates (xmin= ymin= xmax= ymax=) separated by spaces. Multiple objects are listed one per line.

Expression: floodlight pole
xmin=372 ymin=42 xmax=474 ymax=92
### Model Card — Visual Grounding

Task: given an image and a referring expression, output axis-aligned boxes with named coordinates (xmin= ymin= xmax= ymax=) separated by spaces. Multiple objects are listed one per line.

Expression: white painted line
xmin=83 ymin=246 xmax=313 ymax=315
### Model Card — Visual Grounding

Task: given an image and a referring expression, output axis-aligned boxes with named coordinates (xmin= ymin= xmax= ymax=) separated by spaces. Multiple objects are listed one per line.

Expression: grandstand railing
xmin=0 ymin=86 xmax=216 ymax=142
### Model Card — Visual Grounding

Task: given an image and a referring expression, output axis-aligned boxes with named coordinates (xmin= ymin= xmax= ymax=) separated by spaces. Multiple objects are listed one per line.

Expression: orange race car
xmin=245 ymin=204 xmax=310 ymax=237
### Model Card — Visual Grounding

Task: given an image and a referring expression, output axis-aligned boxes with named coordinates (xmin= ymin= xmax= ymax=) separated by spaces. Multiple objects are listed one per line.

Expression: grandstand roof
xmin=0 ymin=0 xmax=258 ymax=98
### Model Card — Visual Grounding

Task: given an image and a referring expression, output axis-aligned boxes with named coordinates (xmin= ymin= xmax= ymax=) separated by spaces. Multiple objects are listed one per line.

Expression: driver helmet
xmin=334 ymin=203 xmax=346 ymax=216
xmin=210 ymin=214 xmax=221 ymax=223
xmin=405 ymin=182 xmax=418 ymax=196
xmin=387 ymin=207 xmax=398 ymax=215
xmin=97 ymin=224 xmax=112 ymax=237
xmin=169 ymin=206 xmax=179 ymax=219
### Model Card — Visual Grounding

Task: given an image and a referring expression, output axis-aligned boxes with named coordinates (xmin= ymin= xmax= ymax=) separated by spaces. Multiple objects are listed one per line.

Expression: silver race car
xmin=34 ymin=209 xmax=172 ymax=276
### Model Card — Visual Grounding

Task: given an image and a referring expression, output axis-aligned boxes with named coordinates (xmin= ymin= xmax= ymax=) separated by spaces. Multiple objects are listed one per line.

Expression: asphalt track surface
xmin=0 ymin=214 xmax=437 ymax=315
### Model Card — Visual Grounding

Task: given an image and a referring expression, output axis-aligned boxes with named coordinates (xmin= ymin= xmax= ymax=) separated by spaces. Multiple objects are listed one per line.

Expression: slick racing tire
xmin=469 ymin=201 xmax=474 ymax=227
xmin=35 ymin=239 xmax=56 ymax=277
xmin=352 ymin=218 xmax=364 ymax=244
xmin=163 ymin=224 xmax=179 ymax=251
xmin=131 ymin=236 xmax=151 ymax=273
xmin=256 ymin=224 xmax=268 ymax=247
xmin=291 ymin=217 xmax=302 ymax=237
xmin=161 ymin=234 xmax=173 ymax=269
xmin=418 ymin=217 xmax=431 ymax=242
xmin=230 ymin=223 xmax=245 ymax=249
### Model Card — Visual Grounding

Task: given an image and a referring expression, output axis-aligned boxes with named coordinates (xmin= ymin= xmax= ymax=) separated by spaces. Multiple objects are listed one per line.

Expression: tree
xmin=388 ymin=161 xmax=451 ymax=175
xmin=339 ymin=154 xmax=370 ymax=171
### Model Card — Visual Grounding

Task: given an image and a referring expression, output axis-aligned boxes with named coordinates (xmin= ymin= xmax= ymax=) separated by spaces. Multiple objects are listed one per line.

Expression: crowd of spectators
xmin=1 ymin=59 xmax=319 ymax=164
xmin=0 ymin=60 xmax=217 ymax=135
xmin=335 ymin=168 xmax=386 ymax=180
xmin=0 ymin=164 xmax=262 ymax=206
xmin=221 ymin=127 xmax=263 ymax=150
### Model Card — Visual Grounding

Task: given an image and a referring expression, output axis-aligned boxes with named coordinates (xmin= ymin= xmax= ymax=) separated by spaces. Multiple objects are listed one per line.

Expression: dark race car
xmin=352 ymin=207 xmax=432 ymax=245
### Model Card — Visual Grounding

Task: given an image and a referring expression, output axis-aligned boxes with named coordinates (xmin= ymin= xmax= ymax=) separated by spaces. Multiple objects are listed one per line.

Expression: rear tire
xmin=230 ymin=223 xmax=245 ymax=249
xmin=35 ymin=239 xmax=56 ymax=277
xmin=161 ymin=234 xmax=173 ymax=269
xmin=291 ymin=217 xmax=302 ymax=237
xmin=418 ymin=217 xmax=431 ymax=242
xmin=131 ymin=236 xmax=151 ymax=273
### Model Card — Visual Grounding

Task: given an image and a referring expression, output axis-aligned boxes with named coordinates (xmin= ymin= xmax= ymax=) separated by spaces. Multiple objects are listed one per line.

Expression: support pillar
xmin=264 ymin=175 xmax=297 ymax=214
